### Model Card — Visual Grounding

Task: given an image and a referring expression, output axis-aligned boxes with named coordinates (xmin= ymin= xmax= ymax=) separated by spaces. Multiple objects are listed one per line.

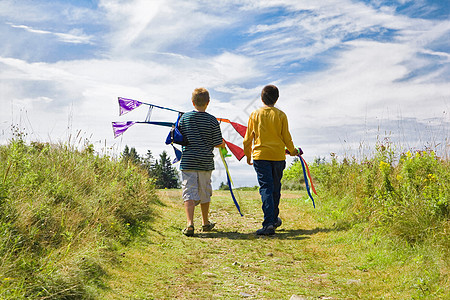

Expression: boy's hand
xmin=286 ymin=147 xmax=303 ymax=156
xmin=215 ymin=139 xmax=226 ymax=148
xmin=246 ymin=155 xmax=253 ymax=165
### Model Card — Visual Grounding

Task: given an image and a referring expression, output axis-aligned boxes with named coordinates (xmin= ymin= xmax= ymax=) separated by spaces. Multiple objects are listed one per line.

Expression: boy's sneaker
xmin=256 ymin=225 xmax=275 ymax=236
xmin=274 ymin=217 xmax=282 ymax=229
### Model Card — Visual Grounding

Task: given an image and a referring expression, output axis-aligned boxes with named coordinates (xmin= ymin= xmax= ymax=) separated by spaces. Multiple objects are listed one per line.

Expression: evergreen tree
xmin=142 ymin=150 xmax=154 ymax=176
xmin=122 ymin=145 xmax=130 ymax=159
xmin=121 ymin=147 xmax=180 ymax=189
xmin=219 ymin=181 xmax=229 ymax=190
xmin=152 ymin=151 xmax=180 ymax=189
xmin=122 ymin=145 xmax=142 ymax=165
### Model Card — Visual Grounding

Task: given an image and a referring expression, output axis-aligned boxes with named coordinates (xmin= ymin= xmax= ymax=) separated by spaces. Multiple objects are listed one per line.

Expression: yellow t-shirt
xmin=243 ymin=106 xmax=296 ymax=161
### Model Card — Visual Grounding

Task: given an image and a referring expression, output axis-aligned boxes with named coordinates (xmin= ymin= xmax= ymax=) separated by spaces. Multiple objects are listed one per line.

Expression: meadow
xmin=0 ymin=135 xmax=448 ymax=299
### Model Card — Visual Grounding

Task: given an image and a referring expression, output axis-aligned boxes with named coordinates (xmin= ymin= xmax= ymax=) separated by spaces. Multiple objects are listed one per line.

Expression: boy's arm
xmin=211 ymin=117 xmax=224 ymax=148
xmin=281 ymin=114 xmax=298 ymax=156
xmin=243 ymin=115 xmax=254 ymax=165
xmin=215 ymin=139 xmax=225 ymax=148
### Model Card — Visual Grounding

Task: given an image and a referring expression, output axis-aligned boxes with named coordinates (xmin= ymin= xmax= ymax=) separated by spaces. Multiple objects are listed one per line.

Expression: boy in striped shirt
xmin=178 ymin=88 xmax=224 ymax=236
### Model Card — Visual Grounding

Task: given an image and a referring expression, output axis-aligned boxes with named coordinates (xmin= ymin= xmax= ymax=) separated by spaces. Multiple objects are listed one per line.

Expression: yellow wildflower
xmin=427 ymin=174 xmax=436 ymax=181
xmin=379 ymin=161 xmax=390 ymax=171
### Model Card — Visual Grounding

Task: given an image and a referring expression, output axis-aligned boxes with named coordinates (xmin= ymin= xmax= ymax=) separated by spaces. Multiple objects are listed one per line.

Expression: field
xmin=0 ymin=138 xmax=449 ymax=299
xmin=100 ymin=189 xmax=449 ymax=299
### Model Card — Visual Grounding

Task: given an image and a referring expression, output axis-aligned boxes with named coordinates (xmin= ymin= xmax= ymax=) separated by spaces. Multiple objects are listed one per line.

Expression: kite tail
xmin=220 ymin=149 xmax=243 ymax=216
xmin=225 ymin=167 xmax=243 ymax=216
xmin=300 ymin=156 xmax=317 ymax=195
xmin=299 ymin=156 xmax=316 ymax=208
xmin=223 ymin=139 xmax=245 ymax=161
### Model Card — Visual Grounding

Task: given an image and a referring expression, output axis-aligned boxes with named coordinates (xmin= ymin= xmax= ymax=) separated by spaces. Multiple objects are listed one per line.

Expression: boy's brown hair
xmin=261 ymin=85 xmax=279 ymax=105
xmin=192 ymin=88 xmax=210 ymax=107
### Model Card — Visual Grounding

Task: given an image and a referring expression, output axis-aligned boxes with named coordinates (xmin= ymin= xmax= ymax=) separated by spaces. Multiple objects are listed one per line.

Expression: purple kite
xmin=112 ymin=121 xmax=136 ymax=138
xmin=118 ymin=97 xmax=143 ymax=115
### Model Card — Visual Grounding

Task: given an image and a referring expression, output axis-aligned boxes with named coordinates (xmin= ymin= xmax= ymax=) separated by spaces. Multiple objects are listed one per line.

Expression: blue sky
xmin=1 ymin=0 xmax=449 ymax=188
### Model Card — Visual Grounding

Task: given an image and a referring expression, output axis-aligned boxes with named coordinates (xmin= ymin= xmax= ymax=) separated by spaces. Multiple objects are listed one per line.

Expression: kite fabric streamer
xmin=112 ymin=121 xmax=136 ymax=138
xmin=285 ymin=147 xmax=317 ymax=208
xmin=300 ymin=155 xmax=317 ymax=195
xmin=220 ymin=148 xmax=243 ymax=216
xmin=112 ymin=121 xmax=174 ymax=138
xmin=223 ymin=139 xmax=245 ymax=161
xmin=118 ymin=97 xmax=143 ymax=115
xmin=217 ymin=118 xmax=247 ymax=138
xmin=299 ymin=156 xmax=316 ymax=208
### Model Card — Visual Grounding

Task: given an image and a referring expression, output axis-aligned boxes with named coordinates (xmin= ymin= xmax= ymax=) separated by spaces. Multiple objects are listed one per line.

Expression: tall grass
xmin=283 ymin=138 xmax=450 ymax=297
xmin=0 ymin=137 xmax=158 ymax=299
xmin=310 ymin=143 xmax=447 ymax=241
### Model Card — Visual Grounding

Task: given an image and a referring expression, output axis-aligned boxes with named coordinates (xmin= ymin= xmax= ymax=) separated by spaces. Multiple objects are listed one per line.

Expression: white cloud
xmin=281 ymin=39 xmax=450 ymax=123
xmin=100 ymin=0 xmax=232 ymax=57
xmin=8 ymin=23 xmax=94 ymax=44
xmin=99 ymin=0 xmax=163 ymax=50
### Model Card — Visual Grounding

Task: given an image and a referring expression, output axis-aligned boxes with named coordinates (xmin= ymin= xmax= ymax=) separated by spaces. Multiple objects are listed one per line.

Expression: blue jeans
xmin=253 ymin=160 xmax=286 ymax=227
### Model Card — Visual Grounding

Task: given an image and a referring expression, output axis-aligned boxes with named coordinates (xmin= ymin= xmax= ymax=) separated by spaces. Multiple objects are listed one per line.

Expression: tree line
xmin=122 ymin=145 xmax=180 ymax=189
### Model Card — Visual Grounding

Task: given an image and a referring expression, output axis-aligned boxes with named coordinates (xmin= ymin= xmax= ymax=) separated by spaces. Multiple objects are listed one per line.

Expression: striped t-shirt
xmin=179 ymin=110 xmax=223 ymax=171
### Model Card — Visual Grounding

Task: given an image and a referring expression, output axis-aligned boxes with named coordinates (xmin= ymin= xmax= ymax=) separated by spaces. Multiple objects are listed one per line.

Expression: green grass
xmin=0 ymin=139 xmax=158 ymax=299
xmin=1 ymin=137 xmax=449 ymax=299
xmin=100 ymin=190 xmax=449 ymax=299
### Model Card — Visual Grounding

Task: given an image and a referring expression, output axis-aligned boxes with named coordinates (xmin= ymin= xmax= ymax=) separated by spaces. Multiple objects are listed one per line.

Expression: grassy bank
xmin=0 ymin=138 xmax=158 ymax=299
xmin=292 ymin=143 xmax=450 ymax=248
xmin=283 ymin=141 xmax=449 ymax=298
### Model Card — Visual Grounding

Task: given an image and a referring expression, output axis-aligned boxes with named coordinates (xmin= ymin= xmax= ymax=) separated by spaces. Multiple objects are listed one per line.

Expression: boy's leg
xmin=198 ymin=171 xmax=213 ymax=226
xmin=184 ymin=200 xmax=195 ymax=227
xmin=200 ymin=202 xmax=210 ymax=226
xmin=253 ymin=160 xmax=276 ymax=227
xmin=272 ymin=160 xmax=286 ymax=220
xmin=181 ymin=171 xmax=200 ymax=228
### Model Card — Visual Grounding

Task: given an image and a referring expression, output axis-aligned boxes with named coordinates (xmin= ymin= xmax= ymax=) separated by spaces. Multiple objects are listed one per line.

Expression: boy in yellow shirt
xmin=243 ymin=85 xmax=298 ymax=235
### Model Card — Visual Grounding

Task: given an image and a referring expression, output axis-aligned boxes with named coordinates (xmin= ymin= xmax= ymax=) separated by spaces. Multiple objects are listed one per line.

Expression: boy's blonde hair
xmin=192 ymin=88 xmax=210 ymax=107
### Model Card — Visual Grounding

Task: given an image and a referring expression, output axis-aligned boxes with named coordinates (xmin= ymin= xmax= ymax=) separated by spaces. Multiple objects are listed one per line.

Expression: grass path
xmin=99 ymin=189 xmax=438 ymax=299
